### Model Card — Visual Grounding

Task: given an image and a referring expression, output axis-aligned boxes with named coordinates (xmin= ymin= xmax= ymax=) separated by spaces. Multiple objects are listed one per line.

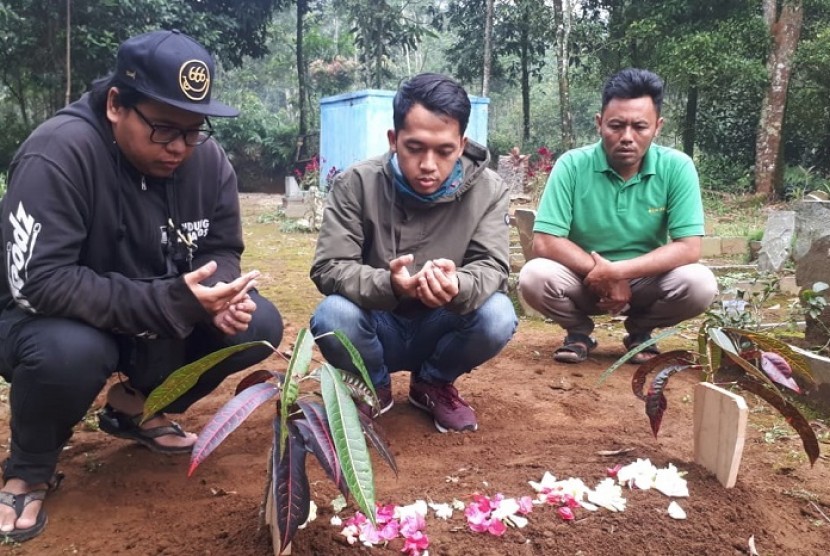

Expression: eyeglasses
xmin=132 ymin=105 xmax=213 ymax=147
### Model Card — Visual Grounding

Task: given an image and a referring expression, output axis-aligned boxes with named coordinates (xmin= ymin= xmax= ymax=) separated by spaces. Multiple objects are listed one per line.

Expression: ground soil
xmin=2 ymin=195 xmax=828 ymax=556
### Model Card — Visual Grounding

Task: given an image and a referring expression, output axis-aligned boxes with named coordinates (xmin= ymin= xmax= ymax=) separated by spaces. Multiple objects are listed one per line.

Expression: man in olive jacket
xmin=310 ymin=73 xmax=517 ymax=433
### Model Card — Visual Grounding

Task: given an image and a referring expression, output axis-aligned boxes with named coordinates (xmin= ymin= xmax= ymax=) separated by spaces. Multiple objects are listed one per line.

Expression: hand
xmin=184 ymin=261 xmax=259 ymax=315
xmin=389 ymin=254 xmax=419 ymax=298
xmin=584 ymin=252 xmax=621 ymax=295
xmin=415 ymin=259 xmax=459 ymax=308
xmin=212 ymin=293 xmax=257 ymax=335
xmin=596 ymin=280 xmax=631 ymax=315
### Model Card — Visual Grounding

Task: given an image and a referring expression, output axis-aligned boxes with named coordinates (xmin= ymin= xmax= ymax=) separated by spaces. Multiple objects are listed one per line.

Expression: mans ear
xmin=106 ymin=87 xmax=123 ymax=125
xmin=655 ymin=116 xmax=665 ymax=137
xmin=387 ymin=129 xmax=397 ymax=152
xmin=594 ymin=112 xmax=602 ymax=134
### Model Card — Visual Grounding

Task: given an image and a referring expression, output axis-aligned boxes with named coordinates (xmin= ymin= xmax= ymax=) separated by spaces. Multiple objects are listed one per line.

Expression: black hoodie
xmin=0 ymin=93 xmax=243 ymax=339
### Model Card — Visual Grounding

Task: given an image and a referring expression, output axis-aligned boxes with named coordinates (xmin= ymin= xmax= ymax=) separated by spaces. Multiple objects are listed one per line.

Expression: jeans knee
xmin=310 ymin=295 xmax=365 ymax=337
xmin=472 ymin=293 xmax=518 ymax=347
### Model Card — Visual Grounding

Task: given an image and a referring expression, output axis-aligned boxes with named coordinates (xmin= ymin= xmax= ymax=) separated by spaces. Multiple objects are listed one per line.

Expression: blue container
xmin=319 ymin=89 xmax=489 ymax=187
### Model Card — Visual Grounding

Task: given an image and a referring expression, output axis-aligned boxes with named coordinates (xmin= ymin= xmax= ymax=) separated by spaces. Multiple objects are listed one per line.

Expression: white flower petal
xmin=668 ymin=501 xmax=687 ymax=520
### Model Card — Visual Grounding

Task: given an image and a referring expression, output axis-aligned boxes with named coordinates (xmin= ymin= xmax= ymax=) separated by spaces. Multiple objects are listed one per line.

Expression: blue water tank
xmin=319 ymin=89 xmax=489 ymax=187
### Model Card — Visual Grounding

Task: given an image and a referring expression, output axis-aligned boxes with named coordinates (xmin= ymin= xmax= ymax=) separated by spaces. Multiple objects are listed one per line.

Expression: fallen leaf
xmin=748 ymin=535 xmax=759 ymax=556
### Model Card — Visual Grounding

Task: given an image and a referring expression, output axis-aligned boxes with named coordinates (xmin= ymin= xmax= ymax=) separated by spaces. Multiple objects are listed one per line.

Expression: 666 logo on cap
xmin=179 ymin=60 xmax=210 ymax=101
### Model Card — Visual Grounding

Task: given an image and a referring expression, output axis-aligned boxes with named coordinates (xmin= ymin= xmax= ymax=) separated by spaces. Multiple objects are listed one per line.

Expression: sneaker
xmin=358 ymin=385 xmax=394 ymax=419
xmin=408 ymin=380 xmax=478 ymax=433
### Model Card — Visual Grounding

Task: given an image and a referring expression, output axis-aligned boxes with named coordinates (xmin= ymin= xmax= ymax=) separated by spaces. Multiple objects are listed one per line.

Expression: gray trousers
xmin=518 ymin=258 xmax=718 ymax=338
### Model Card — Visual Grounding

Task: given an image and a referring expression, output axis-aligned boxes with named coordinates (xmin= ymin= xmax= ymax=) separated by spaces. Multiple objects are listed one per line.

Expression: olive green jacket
xmin=310 ymin=141 xmax=510 ymax=315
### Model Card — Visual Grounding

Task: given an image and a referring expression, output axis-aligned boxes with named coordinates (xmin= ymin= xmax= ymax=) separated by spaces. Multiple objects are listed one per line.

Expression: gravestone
xmin=794 ymin=200 xmax=830 ymax=262
xmin=513 ymin=209 xmax=537 ymax=263
xmin=757 ymin=211 xmax=795 ymax=273
xmin=795 ymin=236 xmax=830 ymax=347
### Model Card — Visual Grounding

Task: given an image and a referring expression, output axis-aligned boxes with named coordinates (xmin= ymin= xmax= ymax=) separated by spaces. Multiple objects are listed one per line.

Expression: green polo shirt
xmin=533 ymin=141 xmax=704 ymax=261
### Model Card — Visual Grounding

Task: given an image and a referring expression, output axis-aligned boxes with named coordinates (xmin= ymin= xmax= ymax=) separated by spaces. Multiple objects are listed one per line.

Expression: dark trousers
xmin=0 ymin=291 xmax=283 ymax=485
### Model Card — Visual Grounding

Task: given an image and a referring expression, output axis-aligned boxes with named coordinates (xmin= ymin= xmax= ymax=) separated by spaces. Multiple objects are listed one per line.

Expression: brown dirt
xmin=2 ymin=195 xmax=829 ymax=555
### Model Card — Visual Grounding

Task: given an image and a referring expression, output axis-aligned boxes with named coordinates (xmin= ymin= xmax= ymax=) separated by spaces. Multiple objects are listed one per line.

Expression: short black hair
xmin=88 ymin=74 xmax=147 ymax=116
xmin=601 ymin=68 xmax=664 ymax=115
xmin=392 ymin=73 xmax=471 ymax=135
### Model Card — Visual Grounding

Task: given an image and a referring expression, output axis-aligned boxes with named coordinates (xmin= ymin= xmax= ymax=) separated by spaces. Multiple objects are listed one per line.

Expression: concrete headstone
xmin=795 ymin=236 xmax=830 ymax=347
xmin=514 ymin=209 xmax=537 ymax=263
xmin=794 ymin=200 xmax=830 ymax=262
xmin=757 ymin=211 xmax=795 ymax=273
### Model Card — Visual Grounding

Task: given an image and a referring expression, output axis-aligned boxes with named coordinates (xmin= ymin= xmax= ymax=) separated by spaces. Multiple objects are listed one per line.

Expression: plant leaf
xmin=188 ymin=382 xmax=280 ymax=477
xmin=597 ymin=327 xmax=679 ymax=385
xmin=736 ymin=330 xmax=816 ymax=386
xmin=357 ymin=412 xmax=398 ymax=477
xmin=631 ymin=351 xmax=697 ymax=400
xmin=720 ymin=349 xmax=786 ymax=402
xmin=273 ymin=419 xmax=311 ymax=553
xmin=645 ymin=365 xmax=690 ymax=437
xmin=143 ymin=340 xmax=275 ymax=422
xmin=707 ymin=327 xmax=738 ymax=355
xmin=320 ymin=363 xmax=376 ymax=525
xmin=737 ymin=377 xmax=821 ymax=466
xmin=280 ymin=329 xmax=314 ymax=455
xmin=331 ymin=330 xmax=378 ymax=399
xmin=236 ymin=369 xmax=285 ymax=395
xmin=760 ymin=352 xmax=801 ymax=393
xmin=339 ymin=370 xmax=376 ymax=408
xmin=296 ymin=400 xmax=349 ymax=497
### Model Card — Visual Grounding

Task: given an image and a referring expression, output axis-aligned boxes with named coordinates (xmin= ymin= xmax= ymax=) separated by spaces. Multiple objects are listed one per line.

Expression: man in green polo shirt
xmin=518 ymin=68 xmax=717 ymax=364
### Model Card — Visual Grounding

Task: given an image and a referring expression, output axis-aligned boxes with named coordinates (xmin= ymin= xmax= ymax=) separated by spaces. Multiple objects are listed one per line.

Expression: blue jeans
xmin=310 ymin=293 xmax=517 ymax=388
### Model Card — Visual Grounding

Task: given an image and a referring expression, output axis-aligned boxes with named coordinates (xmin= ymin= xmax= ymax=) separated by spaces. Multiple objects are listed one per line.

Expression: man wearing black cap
xmin=0 ymin=30 xmax=283 ymax=542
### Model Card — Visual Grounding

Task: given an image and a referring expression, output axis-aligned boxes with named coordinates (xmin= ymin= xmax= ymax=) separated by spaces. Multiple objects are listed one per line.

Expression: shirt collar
xmin=591 ymin=140 xmax=658 ymax=178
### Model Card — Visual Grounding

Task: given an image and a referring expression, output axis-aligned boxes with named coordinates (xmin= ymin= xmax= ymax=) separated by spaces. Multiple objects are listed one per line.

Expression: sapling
xmin=141 ymin=328 xmax=396 ymax=554
xmin=600 ymin=325 xmax=821 ymax=466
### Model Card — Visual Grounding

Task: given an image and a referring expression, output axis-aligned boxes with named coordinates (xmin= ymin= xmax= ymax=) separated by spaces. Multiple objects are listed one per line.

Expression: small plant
xmin=599 ymin=325 xmax=821 ymax=467
xmin=525 ymin=146 xmax=555 ymax=204
xmin=141 ymin=328 xmax=396 ymax=554
xmin=706 ymin=275 xmax=779 ymax=331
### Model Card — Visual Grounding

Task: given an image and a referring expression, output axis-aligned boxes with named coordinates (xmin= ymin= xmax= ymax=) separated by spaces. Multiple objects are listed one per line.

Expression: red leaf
xmin=235 ymin=369 xmax=284 ymax=395
xmin=644 ymin=365 xmax=687 ymax=437
xmin=760 ymin=352 xmax=801 ymax=393
xmin=357 ymin=411 xmax=398 ymax=477
xmin=274 ymin=420 xmax=311 ymax=552
xmin=631 ymin=351 xmax=696 ymax=400
xmin=188 ymin=382 xmax=279 ymax=476
xmin=295 ymin=400 xmax=348 ymax=497
xmin=737 ymin=377 xmax=820 ymax=466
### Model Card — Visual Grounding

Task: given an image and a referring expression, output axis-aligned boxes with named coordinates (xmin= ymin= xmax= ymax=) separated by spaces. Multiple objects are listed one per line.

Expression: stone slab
xmin=701 ymin=237 xmax=722 ymax=258
xmin=721 ymin=237 xmax=748 ymax=256
xmin=794 ymin=200 xmax=830 ymax=261
xmin=514 ymin=209 xmax=537 ymax=263
xmin=757 ymin=211 xmax=795 ymax=273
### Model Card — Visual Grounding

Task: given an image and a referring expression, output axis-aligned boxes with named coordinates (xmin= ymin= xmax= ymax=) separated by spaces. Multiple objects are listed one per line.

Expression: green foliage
xmin=211 ymin=90 xmax=297 ymax=178
xmin=0 ymin=172 xmax=7 ymax=199
xmin=144 ymin=328 xmax=396 ymax=552
xmin=696 ymin=152 xmax=754 ymax=194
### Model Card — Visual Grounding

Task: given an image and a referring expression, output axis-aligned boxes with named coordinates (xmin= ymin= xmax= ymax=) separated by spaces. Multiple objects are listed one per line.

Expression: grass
xmin=701 ymin=190 xmax=768 ymax=238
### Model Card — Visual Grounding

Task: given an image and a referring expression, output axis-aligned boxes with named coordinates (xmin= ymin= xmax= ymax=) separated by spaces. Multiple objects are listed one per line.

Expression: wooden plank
xmin=693 ymin=382 xmax=749 ymax=488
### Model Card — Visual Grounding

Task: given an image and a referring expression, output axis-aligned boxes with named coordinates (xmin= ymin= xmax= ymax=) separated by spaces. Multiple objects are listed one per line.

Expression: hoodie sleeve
xmin=449 ymin=171 xmax=511 ymax=314
xmin=310 ymin=168 xmax=400 ymax=310
xmin=3 ymin=150 xmax=206 ymax=339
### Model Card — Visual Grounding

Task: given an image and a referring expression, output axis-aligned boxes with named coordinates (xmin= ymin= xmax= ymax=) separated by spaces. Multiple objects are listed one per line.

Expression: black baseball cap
xmin=115 ymin=29 xmax=239 ymax=118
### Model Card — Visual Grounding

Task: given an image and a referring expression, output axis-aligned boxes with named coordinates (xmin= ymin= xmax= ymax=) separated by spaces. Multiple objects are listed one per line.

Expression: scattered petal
xmin=653 ymin=464 xmax=689 ymax=498
xmin=667 ymin=501 xmax=687 ymax=520
xmin=299 ymin=500 xmax=318 ymax=529
xmin=557 ymin=506 xmax=575 ymax=521
xmin=330 ymin=515 xmax=342 ymax=527
xmin=331 ymin=494 xmax=348 ymax=513
xmin=428 ymin=502 xmax=453 ymax=520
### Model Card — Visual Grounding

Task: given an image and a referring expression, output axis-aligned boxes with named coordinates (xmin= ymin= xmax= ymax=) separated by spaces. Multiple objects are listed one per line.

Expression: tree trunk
xmin=296 ymin=0 xmax=309 ymax=161
xmin=521 ymin=33 xmax=530 ymax=143
xmin=754 ymin=0 xmax=803 ymax=197
xmin=481 ymin=0 xmax=494 ymax=96
xmin=553 ymin=0 xmax=573 ymax=150
xmin=682 ymin=85 xmax=698 ymax=157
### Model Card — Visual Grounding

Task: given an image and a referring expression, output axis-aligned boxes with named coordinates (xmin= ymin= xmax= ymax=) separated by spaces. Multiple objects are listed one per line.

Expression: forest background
xmin=1 ymin=0 xmax=828 ymax=199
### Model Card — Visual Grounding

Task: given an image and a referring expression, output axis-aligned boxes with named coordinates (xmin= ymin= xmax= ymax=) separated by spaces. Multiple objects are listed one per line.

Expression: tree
xmin=482 ymin=0 xmax=494 ymax=96
xmin=553 ymin=0 xmax=574 ymax=149
xmin=755 ymin=0 xmax=804 ymax=196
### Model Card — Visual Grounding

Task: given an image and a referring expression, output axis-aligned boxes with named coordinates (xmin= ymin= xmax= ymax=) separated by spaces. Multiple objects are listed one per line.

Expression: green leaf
xmin=708 ymin=327 xmax=738 ymax=355
xmin=143 ymin=340 xmax=275 ymax=422
xmin=331 ymin=330 xmax=377 ymax=400
xmin=280 ymin=329 xmax=315 ymax=455
xmin=736 ymin=330 xmax=816 ymax=386
xmin=320 ymin=363 xmax=376 ymax=525
xmin=598 ymin=328 xmax=679 ymax=386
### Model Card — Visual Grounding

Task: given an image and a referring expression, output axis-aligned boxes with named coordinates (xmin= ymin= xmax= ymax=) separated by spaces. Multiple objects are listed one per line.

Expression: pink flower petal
xmin=557 ymin=506 xmax=575 ymax=521
xmin=518 ymin=496 xmax=534 ymax=514
xmin=607 ymin=463 xmax=623 ymax=478
xmin=488 ymin=519 xmax=507 ymax=536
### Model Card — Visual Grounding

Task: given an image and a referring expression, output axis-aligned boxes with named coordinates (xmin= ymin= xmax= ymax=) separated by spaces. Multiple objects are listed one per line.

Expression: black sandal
xmin=623 ymin=334 xmax=661 ymax=365
xmin=98 ymin=405 xmax=193 ymax=455
xmin=0 ymin=469 xmax=63 ymax=543
xmin=553 ymin=333 xmax=598 ymax=364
